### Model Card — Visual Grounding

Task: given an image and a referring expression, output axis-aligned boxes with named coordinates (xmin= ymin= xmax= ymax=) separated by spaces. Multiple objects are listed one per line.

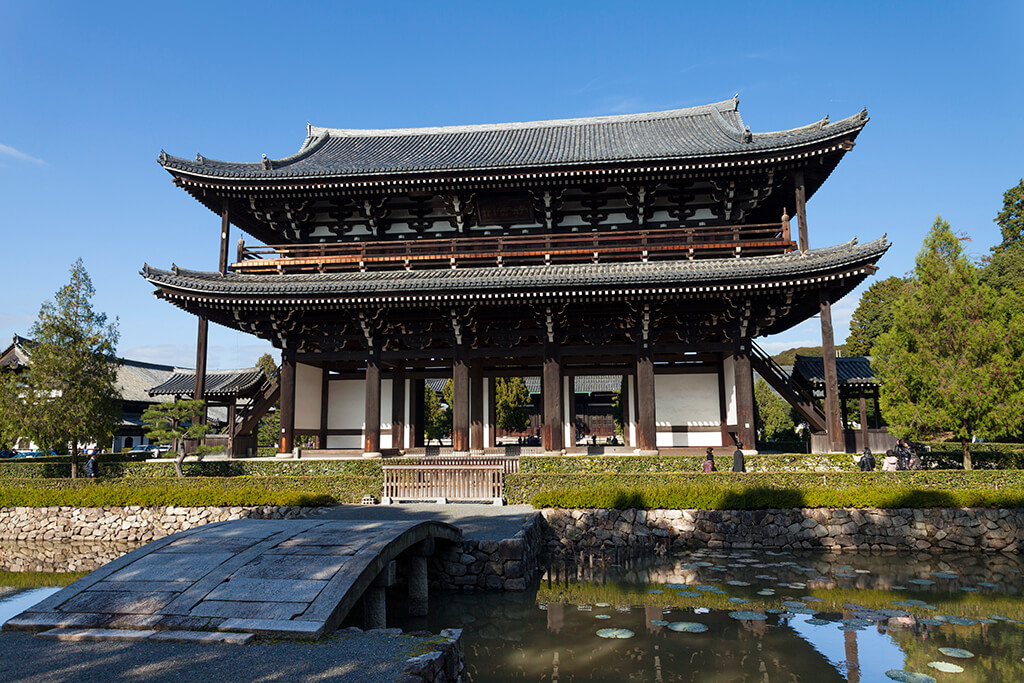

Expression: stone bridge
xmin=3 ymin=518 xmax=461 ymax=643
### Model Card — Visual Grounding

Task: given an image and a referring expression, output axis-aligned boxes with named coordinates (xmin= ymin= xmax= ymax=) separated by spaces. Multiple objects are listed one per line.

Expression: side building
xmin=144 ymin=98 xmax=887 ymax=455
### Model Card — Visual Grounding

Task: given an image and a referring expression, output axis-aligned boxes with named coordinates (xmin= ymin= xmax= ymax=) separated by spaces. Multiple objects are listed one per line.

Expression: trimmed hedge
xmin=508 ymin=470 xmax=1024 ymax=509
xmin=0 ymin=458 xmax=383 ymax=480
xmin=519 ymin=454 xmax=858 ymax=474
xmin=0 ymin=475 xmax=381 ymax=507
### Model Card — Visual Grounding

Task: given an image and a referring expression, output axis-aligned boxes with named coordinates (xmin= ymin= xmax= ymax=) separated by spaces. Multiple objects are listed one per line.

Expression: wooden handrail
xmin=231 ymin=223 xmax=794 ymax=274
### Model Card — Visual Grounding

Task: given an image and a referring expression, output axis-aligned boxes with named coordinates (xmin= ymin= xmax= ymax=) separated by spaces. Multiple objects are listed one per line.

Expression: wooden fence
xmin=382 ymin=457 xmax=517 ymax=503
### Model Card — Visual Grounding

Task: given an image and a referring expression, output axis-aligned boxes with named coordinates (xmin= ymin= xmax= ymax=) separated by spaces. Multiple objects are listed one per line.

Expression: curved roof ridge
xmin=752 ymin=108 xmax=868 ymax=141
xmin=306 ymin=98 xmax=740 ymax=141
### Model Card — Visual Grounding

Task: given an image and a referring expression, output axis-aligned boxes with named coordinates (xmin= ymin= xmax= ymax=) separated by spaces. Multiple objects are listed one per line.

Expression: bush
xmin=509 ymin=470 xmax=1024 ymax=509
xmin=0 ymin=458 xmax=383 ymax=479
xmin=518 ymin=454 xmax=858 ymax=474
xmin=0 ymin=475 xmax=381 ymax=507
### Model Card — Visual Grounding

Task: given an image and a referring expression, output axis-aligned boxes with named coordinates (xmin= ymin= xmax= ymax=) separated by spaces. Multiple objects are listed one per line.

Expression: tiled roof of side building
xmin=158 ymin=99 xmax=868 ymax=180
xmin=142 ymin=237 xmax=889 ymax=298
xmin=793 ymin=355 xmax=878 ymax=387
xmin=149 ymin=368 xmax=265 ymax=399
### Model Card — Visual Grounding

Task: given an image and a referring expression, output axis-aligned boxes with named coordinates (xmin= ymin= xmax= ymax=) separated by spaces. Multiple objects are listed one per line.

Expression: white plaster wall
xmin=325 ymin=378 xmax=393 ymax=450
xmin=626 ymin=376 xmax=636 ymax=447
xmin=295 ymin=363 xmax=322 ymax=431
xmin=654 ymin=373 xmax=723 ymax=448
xmin=724 ymin=356 xmax=738 ymax=425
xmin=379 ymin=380 xmax=393 ymax=450
xmin=483 ymin=381 xmax=491 ymax=447
xmin=563 ymin=376 xmax=572 ymax=448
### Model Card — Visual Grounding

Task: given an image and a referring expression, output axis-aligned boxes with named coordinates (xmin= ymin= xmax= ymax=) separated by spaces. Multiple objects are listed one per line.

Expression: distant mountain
xmin=772 ymin=345 xmax=848 ymax=365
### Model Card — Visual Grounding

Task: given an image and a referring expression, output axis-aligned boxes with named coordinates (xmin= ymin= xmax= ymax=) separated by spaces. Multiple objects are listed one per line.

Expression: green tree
xmin=256 ymin=352 xmax=278 ymax=382
xmin=611 ymin=390 xmax=624 ymax=437
xmin=993 ymin=179 xmax=1024 ymax=251
xmin=494 ymin=377 xmax=531 ymax=434
xmin=424 ymin=381 xmax=450 ymax=445
xmin=754 ymin=378 xmax=795 ymax=441
xmin=254 ymin=352 xmax=280 ymax=453
xmin=143 ymin=399 xmax=216 ymax=477
xmin=845 ymin=276 xmax=907 ymax=356
xmin=874 ymin=217 xmax=1024 ymax=470
xmin=9 ymin=260 xmax=121 ymax=477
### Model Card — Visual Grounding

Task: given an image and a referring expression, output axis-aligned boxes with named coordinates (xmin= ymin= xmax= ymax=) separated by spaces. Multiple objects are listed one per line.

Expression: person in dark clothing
xmin=895 ymin=439 xmax=915 ymax=470
xmin=858 ymin=448 xmax=876 ymax=472
xmin=702 ymin=447 xmax=717 ymax=473
xmin=84 ymin=453 xmax=99 ymax=478
xmin=732 ymin=443 xmax=746 ymax=473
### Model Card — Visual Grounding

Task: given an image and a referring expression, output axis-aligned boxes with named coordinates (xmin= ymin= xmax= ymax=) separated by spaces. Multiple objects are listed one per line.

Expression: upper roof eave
xmin=157 ymin=100 xmax=868 ymax=185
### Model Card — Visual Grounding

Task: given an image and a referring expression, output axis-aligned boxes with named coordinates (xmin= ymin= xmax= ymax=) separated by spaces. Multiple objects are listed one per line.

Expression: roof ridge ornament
xmin=262 ymin=154 xmax=273 ymax=170
xmin=742 ymin=127 xmax=752 ymax=143
xmin=196 ymin=153 xmax=205 ymax=164
xmin=859 ymin=107 xmax=869 ymax=121
xmin=819 ymin=115 xmax=829 ymax=130
xmin=158 ymin=150 xmax=167 ymax=164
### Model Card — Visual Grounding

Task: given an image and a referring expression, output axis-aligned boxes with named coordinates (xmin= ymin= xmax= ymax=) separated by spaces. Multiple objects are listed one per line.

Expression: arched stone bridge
xmin=4 ymin=518 xmax=461 ymax=642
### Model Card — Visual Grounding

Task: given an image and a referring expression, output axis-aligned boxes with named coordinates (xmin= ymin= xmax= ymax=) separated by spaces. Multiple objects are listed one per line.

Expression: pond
xmin=4 ymin=541 xmax=1024 ymax=682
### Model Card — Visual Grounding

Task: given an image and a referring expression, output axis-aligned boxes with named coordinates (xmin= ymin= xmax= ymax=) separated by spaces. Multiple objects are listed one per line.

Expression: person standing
xmin=858 ymin=448 xmax=876 ymax=472
xmin=84 ymin=452 xmax=100 ymax=478
xmin=732 ymin=443 xmax=746 ymax=473
xmin=702 ymin=447 xmax=717 ymax=473
xmin=882 ymin=449 xmax=899 ymax=471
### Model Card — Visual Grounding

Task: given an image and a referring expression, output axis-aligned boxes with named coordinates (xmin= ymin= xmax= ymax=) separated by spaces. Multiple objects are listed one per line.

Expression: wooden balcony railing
xmin=382 ymin=463 xmax=507 ymax=503
xmin=232 ymin=222 xmax=794 ymax=275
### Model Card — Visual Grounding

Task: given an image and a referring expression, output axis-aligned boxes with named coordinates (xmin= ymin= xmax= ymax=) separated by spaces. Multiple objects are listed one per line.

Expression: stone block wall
xmin=0 ymin=505 xmax=312 ymax=545
xmin=541 ymin=507 xmax=1024 ymax=554
xmin=431 ymin=513 xmax=543 ymax=591
xmin=400 ymin=628 xmax=464 ymax=683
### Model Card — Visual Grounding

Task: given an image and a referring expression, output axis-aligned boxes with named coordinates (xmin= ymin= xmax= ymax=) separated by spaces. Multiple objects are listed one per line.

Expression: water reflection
xmin=393 ymin=548 xmax=1024 ymax=682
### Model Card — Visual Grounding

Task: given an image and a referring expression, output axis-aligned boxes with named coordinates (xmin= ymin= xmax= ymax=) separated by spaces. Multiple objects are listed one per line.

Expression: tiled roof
xmin=142 ymin=237 xmax=889 ymax=299
xmin=158 ymin=99 xmax=868 ymax=180
xmin=793 ymin=355 xmax=878 ymax=387
xmin=149 ymin=368 xmax=265 ymax=398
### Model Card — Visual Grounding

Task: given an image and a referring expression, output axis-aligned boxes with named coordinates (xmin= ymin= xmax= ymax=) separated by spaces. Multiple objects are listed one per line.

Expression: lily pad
xmin=727 ymin=597 xmax=749 ymax=604
xmin=943 ymin=616 xmax=978 ymax=626
xmin=959 ymin=587 xmax=979 ymax=593
xmin=801 ymin=596 xmax=825 ymax=603
xmin=938 ymin=648 xmax=974 ymax=659
xmin=919 ymin=618 xmax=945 ymax=626
xmin=648 ymin=589 xmax=664 ymax=594
xmin=782 ymin=601 xmax=807 ymax=608
xmin=595 ymin=602 xmax=610 ymax=607
xmin=649 ymin=619 xmax=668 ymax=626
xmin=667 ymin=621 xmax=709 ymax=633
xmin=928 ymin=662 xmax=964 ymax=673
xmin=885 ymin=671 xmax=937 ymax=683
xmin=726 ymin=580 xmax=751 ymax=586
xmin=931 ymin=572 xmax=959 ymax=579
xmin=907 ymin=579 xmax=936 ymax=586
xmin=595 ymin=614 xmax=611 ymax=620
xmin=676 ymin=591 xmax=700 ymax=598
xmin=596 ymin=628 xmax=634 ymax=639
xmin=806 ymin=618 xmax=832 ymax=626
xmin=977 ymin=581 xmax=998 ymax=588
xmin=728 ymin=610 xmax=768 ymax=621
xmin=757 ymin=590 xmax=776 ymax=596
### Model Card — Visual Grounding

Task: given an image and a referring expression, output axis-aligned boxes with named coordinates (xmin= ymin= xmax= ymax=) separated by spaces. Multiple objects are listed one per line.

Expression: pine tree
xmin=494 ymin=377 xmax=531 ymax=434
xmin=845 ymin=276 xmax=907 ymax=356
xmin=142 ymin=399 xmax=215 ymax=477
xmin=12 ymin=260 xmax=121 ymax=477
xmin=874 ymin=217 xmax=1024 ymax=469
xmin=754 ymin=378 xmax=795 ymax=441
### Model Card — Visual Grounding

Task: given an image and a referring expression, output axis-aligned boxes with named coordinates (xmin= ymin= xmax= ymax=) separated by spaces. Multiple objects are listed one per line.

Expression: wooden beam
xmin=219 ymin=199 xmax=231 ymax=275
xmin=194 ymin=316 xmax=208 ymax=424
xmin=364 ymin=350 xmax=382 ymax=457
xmin=717 ymin=354 xmax=730 ymax=446
xmin=392 ymin=365 xmax=406 ymax=451
xmin=319 ymin=369 xmax=329 ymax=449
xmin=635 ymin=341 xmax=658 ymax=455
xmin=542 ymin=337 xmax=563 ymax=454
xmin=469 ymin=359 xmax=484 ymax=454
xmin=733 ymin=344 xmax=756 ymax=450
xmin=486 ymin=376 xmax=497 ymax=448
xmin=452 ymin=343 xmax=469 ymax=455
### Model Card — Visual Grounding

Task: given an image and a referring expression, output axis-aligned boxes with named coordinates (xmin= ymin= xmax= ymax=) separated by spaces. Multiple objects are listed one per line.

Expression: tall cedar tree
xmin=255 ymin=352 xmax=280 ymax=451
xmin=754 ymin=378 xmax=795 ymax=441
xmin=494 ymin=377 xmax=531 ymax=434
xmin=142 ymin=399 xmax=215 ymax=477
xmin=424 ymin=381 xmax=450 ymax=445
xmin=19 ymin=260 xmax=120 ymax=477
xmin=873 ymin=217 xmax=1024 ymax=469
xmin=845 ymin=276 xmax=907 ymax=356
xmin=981 ymin=180 xmax=1024 ymax=294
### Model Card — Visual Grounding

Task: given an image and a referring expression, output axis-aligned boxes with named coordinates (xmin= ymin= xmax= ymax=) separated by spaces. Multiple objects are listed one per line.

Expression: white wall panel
xmin=295 ymin=363 xmax=322 ymax=431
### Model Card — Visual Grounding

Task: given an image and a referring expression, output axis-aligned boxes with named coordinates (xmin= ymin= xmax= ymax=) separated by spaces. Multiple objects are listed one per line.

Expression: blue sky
xmin=2 ymin=1 xmax=1022 ymax=367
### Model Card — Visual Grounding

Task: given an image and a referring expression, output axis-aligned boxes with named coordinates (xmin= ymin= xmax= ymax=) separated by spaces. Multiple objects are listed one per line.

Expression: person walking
xmin=732 ymin=443 xmax=746 ymax=473
xmin=84 ymin=452 xmax=100 ymax=478
xmin=702 ymin=447 xmax=717 ymax=473
xmin=858 ymin=448 xmax=876 ymax=472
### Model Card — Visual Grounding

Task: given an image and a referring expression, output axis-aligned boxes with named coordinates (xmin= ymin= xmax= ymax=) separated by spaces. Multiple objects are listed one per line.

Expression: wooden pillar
xmin=635 ymin=342 xmax=658 ymax=455
xmin=193 ymin=317 xmax=208 ymax=423
xmin=542 ymin=338 xmax=563 ymax=454
xmin=410 ymin=380 xmax=425 ymax=448
xmin=319 ymin=369 xmax=329 ymax=449
xmin=568 ymin=378 xmax=577 ymax=449
xmin=279 ymin=347 xmax=296 ymax=454
xmin=218 ymin=199 xmax=231 ymax=275
xmin=717 ymin=355 xmax=730 ymax=445
xmin=452 ymin=344 xmax=469 ymax=455
xmin=859 ymin=395 xmax=869 ymax=451
xmin=391 ymin=366 xmax=406 ymax=451
xmin=620 ymin=375 xmax=631 ymax=447
xmin=820 ymin=290 xmax=844 ymax=452
xmin=733 ymin=344 xmax=756 ymax=450
xmin=364 ymin=349 xmax=381 ymax=457
xmin=486 ymin=377 xmax=497 ymax=448
xmin=470 ymin=359 xmax=484 ymax=454
xmin=226 ymin=402 xmax=236 ymax=458
xmin=794 ymin=169 xmax=809 ymax=253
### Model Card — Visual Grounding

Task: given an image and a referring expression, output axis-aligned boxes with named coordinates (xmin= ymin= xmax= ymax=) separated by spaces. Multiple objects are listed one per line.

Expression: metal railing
xmin=232 ymin=223 xmax=793 ymax=275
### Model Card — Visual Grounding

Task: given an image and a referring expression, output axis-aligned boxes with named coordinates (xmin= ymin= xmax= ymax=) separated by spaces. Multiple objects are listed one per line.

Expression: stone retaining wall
xmin=400 ymin=628 xmax=464 ymax=683
xmin=431 ymin=513 xmax=544 ymax=591
xmin=541 ymin=507 xmax=1024 ymax=553
xmin=0 ymin=505 xmax=312 ymax=545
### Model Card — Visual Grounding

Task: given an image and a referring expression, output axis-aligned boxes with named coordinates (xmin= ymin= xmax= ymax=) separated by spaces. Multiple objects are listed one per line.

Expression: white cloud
xmin=0 ymin=143 xmax=44 ymax=165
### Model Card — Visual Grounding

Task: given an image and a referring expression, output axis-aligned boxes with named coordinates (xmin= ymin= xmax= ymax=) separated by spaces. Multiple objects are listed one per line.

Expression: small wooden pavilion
xmin=143 ymin=98 xmax=887 ymax=455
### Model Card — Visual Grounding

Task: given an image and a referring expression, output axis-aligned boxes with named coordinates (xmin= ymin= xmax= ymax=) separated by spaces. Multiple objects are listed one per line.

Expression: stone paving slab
xmin=205 ymin=578 xmax=328 ymax=603
xmin=5 ymin=518 xmax=461 ymax=641
xmin=37 ymin=628 xmax=158 ymax=642
xmin=149 ymin=630 xmax=254 ymax=644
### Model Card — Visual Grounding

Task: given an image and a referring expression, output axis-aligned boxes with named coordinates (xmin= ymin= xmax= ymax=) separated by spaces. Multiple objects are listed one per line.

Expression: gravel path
xmin=0 ymin=629 xmax=439 ymax=683
xmin=311 ymin=503 xmax=536 ymax=541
